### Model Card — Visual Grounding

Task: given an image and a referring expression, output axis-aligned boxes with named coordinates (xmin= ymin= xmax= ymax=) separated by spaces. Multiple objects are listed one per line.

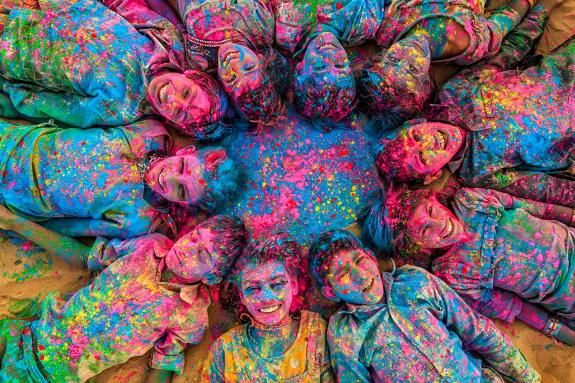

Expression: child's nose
xmin=260 ymin=285 xmax=278 ymax=300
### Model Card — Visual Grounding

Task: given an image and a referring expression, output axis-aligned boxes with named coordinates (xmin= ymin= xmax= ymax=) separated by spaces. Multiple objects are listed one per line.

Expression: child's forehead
xmin=329 ymin=248 xmax=366 ymax=268
xmin=240 ymin=260 xmax=288 ymax=283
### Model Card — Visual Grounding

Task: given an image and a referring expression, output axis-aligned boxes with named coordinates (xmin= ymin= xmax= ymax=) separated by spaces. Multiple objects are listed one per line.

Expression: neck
xmin=247 ymin=316 xmax=300 ymax=358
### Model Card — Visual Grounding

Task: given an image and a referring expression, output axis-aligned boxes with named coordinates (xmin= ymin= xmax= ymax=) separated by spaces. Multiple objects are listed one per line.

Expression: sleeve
xmin=497 ymin=172 xmax=575 ymax=209
xmin=84 ymin=234 xmax=167 ymax=271
xmin=327 ymin=319 xmax=372 ymax=383
xmin=433 ymin=266 xmax=524 ymax=323
xmin=151 ymin=286 xmax=210 ymax=374
xmin=452 ymin=5 xmax=548 ymax=80
xmin=425 ymin=272 xmax=541 ymax=383
xmin=458 ymin=187 xmax=574 ymax=225
xmin=200 ymin=337 xmax=227 ymax=383
xmin=41 ymin=216 xmax=150 ymax=239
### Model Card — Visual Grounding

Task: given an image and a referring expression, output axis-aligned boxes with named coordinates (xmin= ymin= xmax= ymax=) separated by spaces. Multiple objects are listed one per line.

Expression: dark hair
xmin=220 ymin=232 xmax=305 ymax=321
xmin=358 ymin=57 xmax=433 ymax=134
xmin=308 ymin=229 xmax=370 ymax=289
xmin=194 ymin=215 xmax=249 ymax=284
xmin=197 ymin=146 xmax=244 ymax=213
xmin=360 ymin=185 xmax=432 ymax=259
xmin=294 ymin=66 xmax=357 ymax=123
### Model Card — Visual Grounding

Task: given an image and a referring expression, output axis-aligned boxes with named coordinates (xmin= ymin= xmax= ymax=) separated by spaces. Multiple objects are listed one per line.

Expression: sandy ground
xmin=1 ymin=1 xmax=575 ymax=382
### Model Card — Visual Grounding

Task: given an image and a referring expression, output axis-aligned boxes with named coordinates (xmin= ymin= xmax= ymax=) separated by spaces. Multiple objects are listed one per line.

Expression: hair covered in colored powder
xmin=220 ymin=232 xmax=309 ymax=321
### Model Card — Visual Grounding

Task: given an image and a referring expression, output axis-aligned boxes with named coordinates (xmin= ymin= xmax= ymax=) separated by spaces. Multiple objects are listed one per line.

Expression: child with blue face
xmin=309 ymin=229 xmax=540 ymax=383
xmin=359 ymin=0 xmax=565 ymax=131
xmin=202 ymin=233 xmax=334 ymax=383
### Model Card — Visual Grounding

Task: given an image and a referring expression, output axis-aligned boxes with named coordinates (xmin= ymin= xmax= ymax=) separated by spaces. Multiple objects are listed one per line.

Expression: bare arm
xmin=0 ymin=205 xmax=90 ymax=269
xmin=145 ymin=369 xmax=173 ymax=383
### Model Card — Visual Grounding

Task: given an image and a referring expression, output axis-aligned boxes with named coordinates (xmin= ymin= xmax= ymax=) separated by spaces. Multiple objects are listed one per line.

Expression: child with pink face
xmin=364 ymin=185 xmax=575 ymax=347
xmin=0 ymin=210 xmax=248 ymax=383
xmin=202 ymin=233 xmax=334 ymax=382
xmin=359 ymin=0 xmax=565 ymax=130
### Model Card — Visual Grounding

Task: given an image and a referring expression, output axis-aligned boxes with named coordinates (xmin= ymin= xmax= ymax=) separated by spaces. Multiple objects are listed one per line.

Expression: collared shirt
xmin=31 ymin=233 xmax=210 ymax=382
xmin=0 ymin=0 xmax=158 ymax=128
xmin=328 ymin=266 xmax=540 ymax=383
xmin=435 ymin=7 xmax=575 ymax=190
xmin=0 ymin=119 xmax=168 ymax=238
xmin=433 ymin=188 xmax=575 ymax=323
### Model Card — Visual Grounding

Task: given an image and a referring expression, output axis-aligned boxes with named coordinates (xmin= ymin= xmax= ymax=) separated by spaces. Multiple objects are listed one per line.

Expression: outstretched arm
xmin=0 ymin=205 xmax=90 ymax=268
xmin=145 ymin=369 xmax=173 ymax=383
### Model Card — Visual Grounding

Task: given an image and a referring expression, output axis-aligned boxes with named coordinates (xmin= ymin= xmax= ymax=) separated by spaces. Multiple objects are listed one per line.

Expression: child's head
xmin=358 ymin=35 xmax=433 ymax=131
xmin=218 ymin=44 xmax=287 ymax=127
xmin=294 ymin=32 xmax=356 ymax=122
xmin=369 ymin=186 xmax=465 ymax=255
xmin=147 ymin=70 xmax=230 ymax=141
xmin=224 ymin=233 xmax=303 ymax=326
xmin=308 ymin=230 xmax=384 ymax=306
xmin=376 ymin=120 xmax=464 ymax=183
xmin=165 ymin=215 xmax=248 ymax=284
xmin=144 ymin=145 xmax=242 ymax=212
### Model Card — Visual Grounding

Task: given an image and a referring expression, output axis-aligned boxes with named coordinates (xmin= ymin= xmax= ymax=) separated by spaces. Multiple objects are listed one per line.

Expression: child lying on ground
xmin=0 ymin=0 xmax=231 ymax=140
xmin=0 ymin=209 xmax=248 ymax=383
xmin=367 ymin=186 xmax=575 ymax=346
xmin=0 ymin=118 xmax=241 ymax=238
xmin=375 ymin=5 xmax=575 ymax=207
xmin=309 ymin=229 xmax=541 ymax=383
xmin=359 ymin=0 xmax=565 ymax=130
xmin=202 ymin=233 xmax=334 ymax=382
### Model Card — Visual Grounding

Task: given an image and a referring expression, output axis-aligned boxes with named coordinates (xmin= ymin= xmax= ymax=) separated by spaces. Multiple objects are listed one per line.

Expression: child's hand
xmin=0 ymin=204 xmax=20 ymax=231
xmin=538 ymin=0 xmax=566 ymax=13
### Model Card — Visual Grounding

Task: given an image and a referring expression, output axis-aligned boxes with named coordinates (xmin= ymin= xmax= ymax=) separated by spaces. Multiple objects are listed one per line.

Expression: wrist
xmin=542 ymin=316 xmax=562 ymax=339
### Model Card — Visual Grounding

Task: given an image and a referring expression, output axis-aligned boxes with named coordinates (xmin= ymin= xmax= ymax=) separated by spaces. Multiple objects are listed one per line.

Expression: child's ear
xmin=175 ymin=145 xmax=197 ymax=156
xmin=423 ymin=169 xmax=442 ymax=185
xmin=321 ymin=285 xmax=341 ymax=302
xmin=204 ymin=149 xmax=227 ymax=172
xmin=290 ymin=279 xmax=299 ymax=296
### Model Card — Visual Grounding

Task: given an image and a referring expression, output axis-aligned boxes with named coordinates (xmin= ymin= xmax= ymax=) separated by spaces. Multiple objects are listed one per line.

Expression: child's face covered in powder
xmin=239 ymin=261 xmax=297 ymax=326
xmin=148 ymin=72 xmax=216 ymax=127
xmin=145 ymin=146 xmax=227 ymax=205
xmin=406 ymin=194 xmax=465 ymax=249
xmin=300 ymin=32 xmax=352 ymax=88
xmin=324 ymin=248 xmax=384 ymax=305
xmin=218 ymin=43 xmax=264 ymax=97
xmin=166 ymin=226 xmax=218 ymax=282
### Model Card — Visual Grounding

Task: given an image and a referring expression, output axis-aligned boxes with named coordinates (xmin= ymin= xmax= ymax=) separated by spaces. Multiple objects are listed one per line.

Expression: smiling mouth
xmin=436 ymin=130 xmax=448 ymax=150
xmin=259 ymin=305 xmax=281 ymax=313
xmin=442 ymin=218 xmax=454 ymax=239
xmin=157 ymin=166 xmax=167 ymax=194
xmin=157 ymin=82 xmax=169 ymax=105
xmin=362 ymin=278 xmax=374 ymax=292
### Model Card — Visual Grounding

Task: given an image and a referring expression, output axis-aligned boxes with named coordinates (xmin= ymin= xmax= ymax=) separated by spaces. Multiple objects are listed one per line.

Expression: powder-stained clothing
xmin=176 ymin=0 xmax=275 ymax=70
xmin=202 ymin=310 xmax=334 ymax=382
xmin=0 ymin=233 xmax=210 ymax=382
xmin=0 ymin=118 xmax=168 ymax=238
xmin=433 ymin=188 xmax=575 ymax=324
xmin=0 ymin=0 xmax=159 ymax=128
xmin=375 ymin=0 xmax=522 ymax=65
xmin=275 ymin=0 xmax=385 ymax=54
xmin=328 ymin=266 xmax=540 ymax=383
xmin=430 ymin=7 xmax=575 ymax=206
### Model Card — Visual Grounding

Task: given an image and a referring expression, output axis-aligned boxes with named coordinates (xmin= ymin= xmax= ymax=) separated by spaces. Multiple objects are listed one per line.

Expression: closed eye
xmin=178 ymin=184 xmax=186 ymax=200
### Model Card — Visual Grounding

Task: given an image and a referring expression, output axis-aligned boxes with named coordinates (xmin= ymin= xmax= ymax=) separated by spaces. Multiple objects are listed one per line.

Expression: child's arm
xmin=425 ymin=272 xmax=541 ymax=382
xmin=495 ymin=172 xmax=575 ymax=209
xmin=460 ymin=187 xmax=575 ymax=225
xmin=0 ymin=205 xmax=90 ymax=269
xmin=516 ymin=301 xmax=575 ymax=346
xmin=145 ymin=369 xmax=173 ymax=383
xmin=200 ymin=338 xmax=227 ymax=383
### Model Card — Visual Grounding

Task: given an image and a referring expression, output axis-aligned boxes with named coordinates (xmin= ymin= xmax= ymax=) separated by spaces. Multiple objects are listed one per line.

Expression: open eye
xmin=271 ymin=280 xmax=287 ymax=290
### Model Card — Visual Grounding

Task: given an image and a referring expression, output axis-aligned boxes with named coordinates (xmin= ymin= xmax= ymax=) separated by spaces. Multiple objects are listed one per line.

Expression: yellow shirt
xmin=202 ymin=310 xmax=333 ymax=382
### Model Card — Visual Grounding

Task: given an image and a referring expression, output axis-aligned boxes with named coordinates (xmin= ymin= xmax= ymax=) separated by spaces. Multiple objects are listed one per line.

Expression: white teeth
xmin=444 ymin=220 xmax=453 ymax=238
xmin=259 ymin=305 xmax=281 ymax=313
xmin=158 ymin=83 xmax=169 ymax=104
xmin=437 ymin=132 xmax=446 ymax=149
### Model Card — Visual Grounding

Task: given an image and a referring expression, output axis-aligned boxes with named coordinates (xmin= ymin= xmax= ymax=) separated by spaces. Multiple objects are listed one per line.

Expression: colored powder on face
xmin=221 ymin=111 xmax=381 ymax=242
